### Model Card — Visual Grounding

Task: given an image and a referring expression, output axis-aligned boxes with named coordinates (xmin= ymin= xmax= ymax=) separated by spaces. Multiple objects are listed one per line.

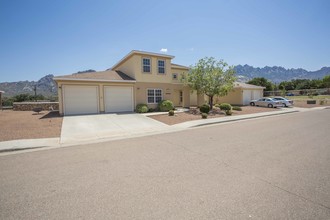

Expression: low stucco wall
xmin=13 ymin=102 xmax=59 ymax=111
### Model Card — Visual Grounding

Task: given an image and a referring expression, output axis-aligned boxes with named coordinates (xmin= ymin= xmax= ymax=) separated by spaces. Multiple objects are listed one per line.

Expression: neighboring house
xmin=211 ymin=82 xmax=265 ymax=106
xmin=54 ymin=50 xmax=264 ymax=116
xmin=54 ymin=50 xmax=192 ymax=115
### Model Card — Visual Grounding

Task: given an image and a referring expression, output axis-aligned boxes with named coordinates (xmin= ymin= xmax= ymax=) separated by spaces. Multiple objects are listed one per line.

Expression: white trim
xmin=111 ymin=50 xmax=174 ymax=70
xmin=171 ymin=64 xmax=189 ymax=70
xmin=146 ymin=88 xmax=163 ymax=104
xmin=54 ymin=78 xmax=136 ymax=83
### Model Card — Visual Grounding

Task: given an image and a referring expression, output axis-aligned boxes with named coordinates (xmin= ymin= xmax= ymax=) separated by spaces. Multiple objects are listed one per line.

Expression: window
xmin=158 ymin=60 xmax=165 ymax=74
xmin=147 ymin=89 xmax=162 ymax=104
xmin=142 ymin=58 xmax=151 ymax=73
xmin=173 ymin=73 xmax=177 ymax=79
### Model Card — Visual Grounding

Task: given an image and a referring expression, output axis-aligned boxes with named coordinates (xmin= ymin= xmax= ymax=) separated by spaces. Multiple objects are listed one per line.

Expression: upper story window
xmin=172 ymin=73 xmax=178 ymax=79
xmin=158 ymin=60 xmax=165 ymax=74
xmin=142 ymin=58 xmax=151 ymax=73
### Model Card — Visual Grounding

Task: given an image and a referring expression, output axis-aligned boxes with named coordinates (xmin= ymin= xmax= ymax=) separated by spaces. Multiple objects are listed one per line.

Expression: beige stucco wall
xmin=135 ymin=82 xmax=189 ymax=109
xmin=210 ymin=88 xmax=243 ymax=106
xmin=171 ymin=68 xmax=188 ymax=83
xmin=55 ymin=80 xmax=135 ymax=115
xmin=115 ymin=54 xmax=173 ymax=83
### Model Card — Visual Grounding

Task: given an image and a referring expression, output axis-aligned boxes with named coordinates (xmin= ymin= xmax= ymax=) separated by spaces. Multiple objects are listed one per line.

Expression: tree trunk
xmin=209 ymin=95 xmax=214 ymax=110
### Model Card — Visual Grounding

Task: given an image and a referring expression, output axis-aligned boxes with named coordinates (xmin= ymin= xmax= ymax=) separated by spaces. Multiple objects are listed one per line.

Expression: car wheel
xmin=283 ymin=103 xmax=287 ymax=107
xmin=268 ymin=104 xmax=273 ymax=108
xmin=250 ymin=102 xmax=255 ymax=106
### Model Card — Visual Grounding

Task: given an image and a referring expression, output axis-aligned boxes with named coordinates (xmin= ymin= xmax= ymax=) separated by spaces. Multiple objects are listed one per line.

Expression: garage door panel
xmin=104 ymin=86 xmax=133 ymax=113
xmin=63 ymin=85 xmax=99 ymax=115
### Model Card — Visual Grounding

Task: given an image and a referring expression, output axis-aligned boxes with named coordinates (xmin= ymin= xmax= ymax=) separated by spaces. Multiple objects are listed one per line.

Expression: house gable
xmin=112 ymin=50 xmax=181 ymax=83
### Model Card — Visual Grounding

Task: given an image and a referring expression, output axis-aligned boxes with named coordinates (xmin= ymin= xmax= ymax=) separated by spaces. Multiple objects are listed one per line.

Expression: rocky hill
xmin=0 ymin=74 xmax=57 ymax=97
xmin=234 ymin=65 xmax=330 ymax=83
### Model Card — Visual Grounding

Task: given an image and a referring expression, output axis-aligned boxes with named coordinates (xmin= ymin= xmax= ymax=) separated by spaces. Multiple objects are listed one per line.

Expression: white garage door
xmin=243 ymin=90 xmax=252 ymax=105
xmin=104 ymin=86 xmax=133 ymax=113
xmin=63 ymin=85 xmax=99 ymax=115
xmin=253 ymin=90 xmax=262 ymax=100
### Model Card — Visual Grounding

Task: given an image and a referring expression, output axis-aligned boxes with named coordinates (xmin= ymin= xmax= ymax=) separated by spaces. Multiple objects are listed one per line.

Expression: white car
xmin=272 ymin=97 xmax=294 ymax=107
xmin=250 ymin=98 xmax=283 ymax=108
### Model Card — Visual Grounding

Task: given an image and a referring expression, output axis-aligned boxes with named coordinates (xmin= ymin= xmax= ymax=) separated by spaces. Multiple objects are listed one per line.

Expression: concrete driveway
xmin=60 ymin=113 xmax=169 ymax=144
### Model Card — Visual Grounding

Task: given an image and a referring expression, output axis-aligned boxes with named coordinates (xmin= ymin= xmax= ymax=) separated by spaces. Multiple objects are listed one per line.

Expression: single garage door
xmin=104 ymin=86 xmax=133 ymax=113
xmin=243 ymin=90 xmax=252 ymax=105
xmin=63 ymin=85 xmax=99 ymax=115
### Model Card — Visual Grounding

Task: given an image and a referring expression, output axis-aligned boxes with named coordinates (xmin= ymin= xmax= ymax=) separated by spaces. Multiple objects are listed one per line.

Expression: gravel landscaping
xmin=0 ymin=110 xmax=62 ymax=142
xmin=148 ymin=106 xmax=280 ymax=125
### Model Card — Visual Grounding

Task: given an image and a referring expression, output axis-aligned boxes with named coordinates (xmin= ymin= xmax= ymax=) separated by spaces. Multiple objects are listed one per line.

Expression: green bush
xmin=158 ymin=100 xmax=174 ymax=112
xmin=201 ymin=113 xmax=208 ymax=119
xmin=219 ymin=103 xmax=232 ymax=111
xmin=225 ymin=110 xmax=233 ymax=116
xmin=199 ymin=104 xmax=210 ymax=114
xmin=168 ymin=110 xmax=174 ymax=116
xmin=136 ymin=104 xmax=149 ymax=113
xmin=148 ymin=108 xmax=155 ymax=112
xmin=232 ymin=106 xmax=242 ymax=111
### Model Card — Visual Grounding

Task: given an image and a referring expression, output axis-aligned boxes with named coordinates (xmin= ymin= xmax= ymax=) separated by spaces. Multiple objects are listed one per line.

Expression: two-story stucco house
xmin=54 ymin=50 xmax=195 ymax=115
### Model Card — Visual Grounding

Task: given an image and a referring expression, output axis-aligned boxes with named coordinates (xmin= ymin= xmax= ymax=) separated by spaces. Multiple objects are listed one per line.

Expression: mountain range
xmin=0 ymin=66 xmax=329 ymax=97
xmin=234 ymin=65 xmax=330 ymax=83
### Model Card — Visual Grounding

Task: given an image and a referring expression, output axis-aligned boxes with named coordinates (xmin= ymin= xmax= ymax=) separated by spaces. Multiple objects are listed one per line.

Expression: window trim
xmin=147 ymin=88 xmax=163 ymax=104
xmin=157 ymin=59 xmax=166 ymax=74
xmin=142 ymin=57 xmax=151 ymax=73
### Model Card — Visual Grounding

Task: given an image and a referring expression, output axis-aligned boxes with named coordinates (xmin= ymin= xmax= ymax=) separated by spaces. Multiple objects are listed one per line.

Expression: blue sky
xmin=1 ymin=0 xmax=329 ymax=82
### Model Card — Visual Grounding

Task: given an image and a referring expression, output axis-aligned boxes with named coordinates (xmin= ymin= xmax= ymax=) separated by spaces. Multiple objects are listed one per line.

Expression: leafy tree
xmin=323 ymin=75 xmax=330 ymax=88
xmin=188 ymin=57 xmax=236 ymax=109
xmin=247 ymin=77 xmax=274 ymax=91
xmin=13 ymin=94 xmax=31 ymax=102
xmin=279 ymin=81 xmax=295 ymax=90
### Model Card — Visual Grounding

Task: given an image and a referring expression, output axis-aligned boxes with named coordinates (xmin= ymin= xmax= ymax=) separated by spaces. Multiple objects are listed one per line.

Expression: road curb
xmin=191 ymin=110 xmax=300 ymax=128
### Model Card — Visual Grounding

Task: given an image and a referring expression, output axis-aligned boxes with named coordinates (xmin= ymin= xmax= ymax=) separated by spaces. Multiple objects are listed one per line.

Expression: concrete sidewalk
xmin=0 ymin=107 xmax=324 ymax=153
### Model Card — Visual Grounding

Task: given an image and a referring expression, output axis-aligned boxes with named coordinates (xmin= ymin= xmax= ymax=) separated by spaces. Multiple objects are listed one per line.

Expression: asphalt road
xmin=1 ymin=109 xmax=330 ymax=219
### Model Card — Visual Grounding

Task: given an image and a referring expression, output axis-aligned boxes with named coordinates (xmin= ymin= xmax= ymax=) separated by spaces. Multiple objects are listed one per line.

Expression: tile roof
xmin=54 ymin=70 xmax=135 ymax=81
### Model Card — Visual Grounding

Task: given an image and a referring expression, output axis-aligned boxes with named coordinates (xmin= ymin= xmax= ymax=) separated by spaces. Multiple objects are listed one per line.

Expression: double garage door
xmin=243 ymin=90 xmax=262 ymax=105
xmin=63 ymin=85 xmax=133 ymax=115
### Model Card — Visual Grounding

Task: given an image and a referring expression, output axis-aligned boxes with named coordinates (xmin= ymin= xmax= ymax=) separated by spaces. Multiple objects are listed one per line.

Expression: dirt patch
xmin=0 ymin=110 xmax=63 ymax=142
xmin=148 ymin=106 xmax=280 ymax=125
xmin=292 ymin=99 xmax=330 ymax=108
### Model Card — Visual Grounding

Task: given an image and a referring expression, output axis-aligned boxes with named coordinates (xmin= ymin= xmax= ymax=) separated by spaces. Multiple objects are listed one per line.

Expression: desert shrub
xmin=168 ymin=110 xmax=174 ymax=116
xmin=232 ymin=106 xmax=242 ymax=111
xmin=201 ymin=113 xmax=208 ymax=119
xmin=219 ymin=103 xmax=232 ymax=111
xmin=136 ymin=104 xmax=148 ymax=113
xmin=2 ymin=97 xmax=14 ymax=106
xmin=225 ymin=110 xmax=233 ymax=116
xmin=158 ymin=100 xmax=174 ymax=112
xmin=199 ymin=104 xmax=210 ymax=114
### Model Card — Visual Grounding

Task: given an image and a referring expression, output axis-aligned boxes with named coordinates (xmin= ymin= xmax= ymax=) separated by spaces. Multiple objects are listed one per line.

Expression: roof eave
xmin=53 ymin=78 xmax=136 ymax=83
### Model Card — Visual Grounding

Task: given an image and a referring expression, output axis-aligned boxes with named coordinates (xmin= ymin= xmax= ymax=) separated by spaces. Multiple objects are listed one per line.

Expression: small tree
xmin=188 ymin=57 xmax=236 ymax=109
